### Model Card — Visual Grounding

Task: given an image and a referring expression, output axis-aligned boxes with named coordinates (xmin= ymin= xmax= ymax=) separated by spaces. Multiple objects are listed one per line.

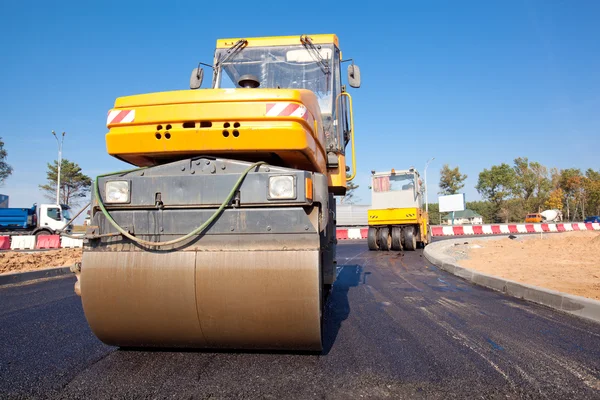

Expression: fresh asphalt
xmin=1 ymin=240 xmax=600 ymax=399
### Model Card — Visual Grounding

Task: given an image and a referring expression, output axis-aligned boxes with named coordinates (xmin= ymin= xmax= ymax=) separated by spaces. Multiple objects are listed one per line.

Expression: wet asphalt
xmin=1 ymin=240 xmax=600 ymax=399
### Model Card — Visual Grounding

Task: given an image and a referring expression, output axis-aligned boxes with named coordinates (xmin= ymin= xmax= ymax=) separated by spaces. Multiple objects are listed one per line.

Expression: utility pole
xmin=424 ymin=157 xmax=435 ymax=214
xmin=52 ymin=131 xmax=66 ymax=205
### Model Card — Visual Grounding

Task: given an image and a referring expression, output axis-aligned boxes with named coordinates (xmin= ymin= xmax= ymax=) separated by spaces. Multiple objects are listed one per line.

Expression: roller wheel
xmin=367 ymin=227 xmax=379 ymax=251
xmin=391 ymin=227 xmax=403 ymax=251
xmin=378 ymin=227 xmax=391 ymax=251
xmin=403 ymin=227 xmax=417 ymax=251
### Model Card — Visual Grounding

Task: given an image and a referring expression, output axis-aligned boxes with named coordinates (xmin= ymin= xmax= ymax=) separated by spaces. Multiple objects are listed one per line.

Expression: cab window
xmin=47 ymin=207 xmax=61 ymax=221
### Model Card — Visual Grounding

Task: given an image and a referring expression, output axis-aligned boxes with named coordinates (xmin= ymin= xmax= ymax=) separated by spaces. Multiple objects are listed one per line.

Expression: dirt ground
xmin=460 ymin=231 xmax=600 ymax=300
xmin=0 ymin=249 xmax=82 ymax=274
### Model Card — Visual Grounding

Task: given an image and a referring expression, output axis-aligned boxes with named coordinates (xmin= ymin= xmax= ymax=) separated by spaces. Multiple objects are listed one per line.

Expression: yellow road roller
xmin=73 ymin=34 xmax=359 ymax=351
xmin=367 ymin=168 xmax=430 ymax=251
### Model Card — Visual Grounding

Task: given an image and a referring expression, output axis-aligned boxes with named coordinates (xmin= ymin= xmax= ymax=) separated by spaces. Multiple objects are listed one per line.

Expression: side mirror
xmin=347 ymin=64 xmax=361 ymax=88
xmin=190 ymin=67 xmax=204 ymax=89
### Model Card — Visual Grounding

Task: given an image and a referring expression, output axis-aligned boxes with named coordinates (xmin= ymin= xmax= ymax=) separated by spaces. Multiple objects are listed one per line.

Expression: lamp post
xmin=52 ymin=131 xmax=66 ymax=205
xmin=424 ymin=157 xmax=435 ymax=213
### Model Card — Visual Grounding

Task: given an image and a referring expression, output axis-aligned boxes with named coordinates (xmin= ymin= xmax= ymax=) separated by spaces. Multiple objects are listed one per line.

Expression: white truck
xmin=0 ymin=203 xmax=73 ymax=236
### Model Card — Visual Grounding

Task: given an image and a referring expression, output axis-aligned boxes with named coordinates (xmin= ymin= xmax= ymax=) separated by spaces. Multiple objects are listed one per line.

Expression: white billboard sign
xmin=439 ymin=193 xmax=465 ymax=213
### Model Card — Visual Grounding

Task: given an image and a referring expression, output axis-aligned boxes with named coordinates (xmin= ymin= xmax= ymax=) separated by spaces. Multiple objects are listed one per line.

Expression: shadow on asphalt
xmin=321 ymin=264 xmax=362 ymax=355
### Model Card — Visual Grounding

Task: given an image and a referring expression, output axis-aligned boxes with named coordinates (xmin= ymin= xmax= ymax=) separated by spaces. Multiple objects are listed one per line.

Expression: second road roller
xmin=72 ymin=34 xmax=360 ymax=351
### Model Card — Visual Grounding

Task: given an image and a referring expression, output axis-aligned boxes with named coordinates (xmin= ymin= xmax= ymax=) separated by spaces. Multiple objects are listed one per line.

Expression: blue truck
xmin=0 ymin=203 xmax=72 ymax=235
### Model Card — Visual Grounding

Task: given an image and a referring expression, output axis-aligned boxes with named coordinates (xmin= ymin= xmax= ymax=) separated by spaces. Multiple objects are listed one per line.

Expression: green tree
xmin=558 ymin=168 xmax=583 ymax=220
xmin=438 ymin=164 xmax=467 ymax=195
xmin=39 ymin=159 xmax=92 ymax=207
xmin=475 ymin=163 xmax=517 ymax=222
xmin=583 ymin=169 xmax=600 ymax=216
xmin=0 ymin=137 xmax=13 ymax=186
xmin=341 ymin=173 xmax=360 ymax=204
xmin=426 ymin=202 xmax=441 ymax=225
xmin=513 ymin=157 xmax=551 ymax=212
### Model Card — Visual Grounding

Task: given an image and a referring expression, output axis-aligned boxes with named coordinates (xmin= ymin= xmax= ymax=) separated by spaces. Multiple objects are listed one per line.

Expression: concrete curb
xmin=0 ymin=266 xmax=72 ymax=287
xmin=423 ymin=237 xmax=600 ymax=324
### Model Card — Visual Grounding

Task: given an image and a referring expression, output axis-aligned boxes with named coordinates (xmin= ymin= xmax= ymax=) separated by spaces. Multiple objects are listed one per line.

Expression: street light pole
xmin=424 ymin=157 xmax=435 ymax=214
xmin=52 ymin=131 xmax=66 ymax=205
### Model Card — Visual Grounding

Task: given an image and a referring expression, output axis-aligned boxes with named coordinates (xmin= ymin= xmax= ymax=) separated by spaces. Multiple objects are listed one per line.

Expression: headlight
xmin=268 ymin=175 xmax=296 ymax=199
xmin=105 ymin=180 xmax=130 ymax=203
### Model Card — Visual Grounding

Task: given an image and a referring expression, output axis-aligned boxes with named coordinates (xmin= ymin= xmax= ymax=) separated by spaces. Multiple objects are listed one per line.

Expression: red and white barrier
xmin=430 ymin=222 xmax=600 ymax=237
xmin=0 ymin=234 xmax=86 ymax=251
xmin=336 ymin=228 xmax=369 ymax=240
xmin=35 ymin=235 xmax=61 ymax=249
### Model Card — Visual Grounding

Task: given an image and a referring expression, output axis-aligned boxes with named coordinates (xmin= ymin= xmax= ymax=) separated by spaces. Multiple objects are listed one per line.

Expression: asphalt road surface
xmin=1 ymin=240 xmax=600 ymax=399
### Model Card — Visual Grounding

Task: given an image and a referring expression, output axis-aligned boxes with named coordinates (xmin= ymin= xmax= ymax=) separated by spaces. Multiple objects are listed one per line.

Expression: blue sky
xmin=1 ymin=0 xmax=599 ymax=210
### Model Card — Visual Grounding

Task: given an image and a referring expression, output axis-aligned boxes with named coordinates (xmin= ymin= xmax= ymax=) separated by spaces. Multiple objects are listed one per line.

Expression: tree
xmin=0 ymin=137 xmax=13 ymax=186
xmin=582 ymin=169 xmax=600 ymax=217
xmin=39 ymin=159 xmax=91 ymax=207
xmin=544 ymin=188 xmax=564 ymax=210
xmin=475 ymin=163 xmax=517 ymax=222
xmin=558 ymin=168 xmax=583 ymax=220
xmin=341 ymin=173 xmax=360 ymax=204
xmin=438 ymin=164 xmax=467 ymax=195
xmin=426 ymin=202 xmax=440 ymax=225
xmin=512 ymin=157 xmax=551 ymax=212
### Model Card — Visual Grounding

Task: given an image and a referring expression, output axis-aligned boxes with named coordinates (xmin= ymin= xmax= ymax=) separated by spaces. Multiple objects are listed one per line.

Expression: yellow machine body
xmin=367 ymin=169 xmax=430 ymax=251
xmin=107 ymin=89 xmax=326 ymax=173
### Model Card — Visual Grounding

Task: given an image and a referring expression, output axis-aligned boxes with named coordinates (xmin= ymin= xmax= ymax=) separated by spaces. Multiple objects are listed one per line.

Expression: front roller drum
xmin=80 ymin=249 xmax=323 ymax=351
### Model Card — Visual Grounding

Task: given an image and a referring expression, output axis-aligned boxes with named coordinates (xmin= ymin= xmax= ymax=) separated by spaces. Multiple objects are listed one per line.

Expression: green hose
xmin=94 ymin=161 xmax=267 ymax=247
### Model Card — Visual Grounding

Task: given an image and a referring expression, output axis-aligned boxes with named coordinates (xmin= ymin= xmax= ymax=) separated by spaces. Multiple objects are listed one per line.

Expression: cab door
xmin=42 ymin=205 xmax=63 ymax=231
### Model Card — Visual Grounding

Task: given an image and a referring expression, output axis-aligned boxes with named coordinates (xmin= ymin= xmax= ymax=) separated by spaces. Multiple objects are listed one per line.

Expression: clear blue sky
xmin=1 ymin=0 xmax=599 ymax=209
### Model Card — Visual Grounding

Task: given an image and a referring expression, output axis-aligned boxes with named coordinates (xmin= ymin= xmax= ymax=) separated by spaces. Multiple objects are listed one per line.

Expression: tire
xmin=378 ymin=227 xmax=391 ymax=251
xmin=391 ymin=227 xmax=402 ymax=251
xmin=367 ymin=227 xmax=379 ymax=251
xmin=403 ymin=226 xmax=417 ymax=251
xmin=35 ymin=229 xmax=52 ymax=237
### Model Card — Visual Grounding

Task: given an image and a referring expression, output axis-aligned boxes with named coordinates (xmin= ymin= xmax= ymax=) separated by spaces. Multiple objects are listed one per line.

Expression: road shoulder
xmin=424 ymin=237 xmax=600 ymax=324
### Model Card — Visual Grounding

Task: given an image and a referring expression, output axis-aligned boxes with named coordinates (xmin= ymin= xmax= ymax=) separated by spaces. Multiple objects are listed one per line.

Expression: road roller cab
xmin=367 ymin=168 xmax=430 ymax=251
xmin=76 ymin=34 xmax=360 ymax=351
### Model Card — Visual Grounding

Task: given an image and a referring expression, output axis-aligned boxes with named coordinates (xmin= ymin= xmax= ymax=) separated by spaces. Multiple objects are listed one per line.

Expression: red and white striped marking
xmin=335 ymin=223 xmax=600 ymax=240
xmin=337 ymin=228 xmax=368 ymax=240
xmin=430 ymin=222 xmax=600 ymax=237
xmin=266 ymin=102 xmax=314 ymax=127
xmin=107 ymin=109 xmax=135 ymax=125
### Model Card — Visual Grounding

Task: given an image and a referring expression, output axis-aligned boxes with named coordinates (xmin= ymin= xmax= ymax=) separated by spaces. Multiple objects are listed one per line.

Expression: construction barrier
xmin=35 ymin=235 xmax=61 ymax=249
xmin=347 ymin=228 xmax=362 ymax=239
xmin=61 ymin=237 xmax=83 ymax=248
xmin=0 ymin=236 xmax=10 ymax=250
xmin=335 ymin=222 xmax=600 ymax=240
xmin=10 ymin=235 xmax=36 ymax=250
xmin=429 ymin=222 xmax=600 ymax=237
xmin=336 ymin=229 xmax=349 ymax=240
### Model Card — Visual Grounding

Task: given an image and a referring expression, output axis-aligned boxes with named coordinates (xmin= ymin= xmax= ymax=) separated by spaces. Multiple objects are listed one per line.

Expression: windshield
xmin=373 ymin=173 xmax=416 ymax=193
xmin=61 ymin=206 xmax=71 ymax=220
xmin=215 ymin=44 xmax=335 ymax=114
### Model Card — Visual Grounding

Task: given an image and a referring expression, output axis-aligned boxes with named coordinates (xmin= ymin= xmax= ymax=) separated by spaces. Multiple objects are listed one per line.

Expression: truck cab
xmin=38 ymin=204 xmax=72 ymax=234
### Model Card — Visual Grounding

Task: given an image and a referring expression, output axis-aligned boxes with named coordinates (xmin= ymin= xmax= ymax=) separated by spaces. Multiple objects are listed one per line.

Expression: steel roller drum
xmin=80 ymin=249 xmax=323 ymax=351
